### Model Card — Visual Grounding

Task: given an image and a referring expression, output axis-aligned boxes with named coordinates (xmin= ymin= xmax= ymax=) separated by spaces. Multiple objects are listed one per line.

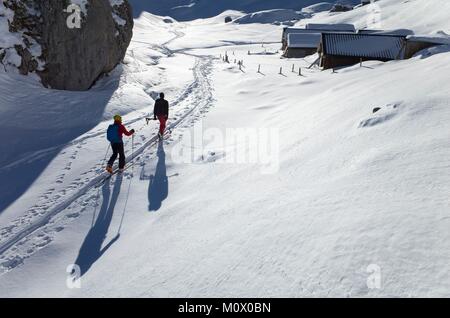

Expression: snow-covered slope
xmin=1 ymin=0 xmax=450 ymax=297
xmin=233 ymin=9 xmax=303 ymax=25
xmin=301 ymin=2 xmax=334 ymax=15
xmin=298 ymin=0 xmax=450 ymax=33
xmin=128 ymin=0 xmax=359 ymax=20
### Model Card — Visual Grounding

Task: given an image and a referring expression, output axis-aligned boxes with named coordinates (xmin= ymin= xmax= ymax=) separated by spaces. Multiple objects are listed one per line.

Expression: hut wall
xmin=320 ymin=55 xmax=386 ymax=69
xmin=320 ymin=55 xmax=359 ymax=69
xmin=284 ymin=48 xmax=317 ymax=58
xmin=405 ymin=41 xmax=440 ymax=58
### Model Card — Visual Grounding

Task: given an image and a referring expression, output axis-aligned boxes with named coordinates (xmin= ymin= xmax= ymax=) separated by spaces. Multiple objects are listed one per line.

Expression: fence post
xmin=360 ymin=58 xmax=363 ymax=67
xmin=279 ymin=67 xmax=283 ymax=75
xmin=292 ymin=64 xmax=295 ymax=72
xmin=298 ymin=67 xmax=302 ymax=76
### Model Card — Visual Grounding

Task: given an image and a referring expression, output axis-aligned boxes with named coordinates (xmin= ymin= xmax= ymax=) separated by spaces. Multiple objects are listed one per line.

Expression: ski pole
xmin=92 ymin=143 xmax=111 ymax=227
xmin=131 ymin=134 xmax=135 ymax=175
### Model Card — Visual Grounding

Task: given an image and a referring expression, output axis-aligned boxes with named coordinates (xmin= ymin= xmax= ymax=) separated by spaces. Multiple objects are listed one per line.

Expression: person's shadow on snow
xmin=148 ymin=141 xmax=168 ymax=212
xmin=73 ymin=175 xmax=122 ymax=277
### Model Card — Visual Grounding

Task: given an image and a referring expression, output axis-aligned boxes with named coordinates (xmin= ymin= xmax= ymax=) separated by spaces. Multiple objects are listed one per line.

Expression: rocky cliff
xmin=0 ymin=0 xmax=133 ymax=91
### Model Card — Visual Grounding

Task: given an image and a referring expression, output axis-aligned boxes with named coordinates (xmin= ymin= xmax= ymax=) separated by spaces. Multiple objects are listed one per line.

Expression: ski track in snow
xmin=0 ymin=31 xmax=217 ymax=272
xmin=0 ymin=31 xmax=186 ymax=173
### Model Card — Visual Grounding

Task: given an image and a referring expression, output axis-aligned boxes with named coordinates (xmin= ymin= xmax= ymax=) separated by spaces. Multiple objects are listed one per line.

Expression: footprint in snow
xmin=67 ymin=212 xmax=80 ymax=219
xmin=359 ymin=103 xmax=400 ymax=128
xmin=196 ymin=151 xmax=226 ymax=163
xmin=1 ymin=256 xmax=23 ymax=269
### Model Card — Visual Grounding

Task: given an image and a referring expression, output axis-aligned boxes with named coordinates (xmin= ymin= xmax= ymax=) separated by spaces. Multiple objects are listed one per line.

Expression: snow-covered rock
xmin=0 ymin=0 xmax=133 ymax=91
xmin=329 ymin=3 xmax=354 ymax=13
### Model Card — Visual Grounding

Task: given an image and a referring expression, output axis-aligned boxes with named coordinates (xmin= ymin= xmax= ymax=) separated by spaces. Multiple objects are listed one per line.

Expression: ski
xmin=158 ymin=129 xmax=172 ymax=141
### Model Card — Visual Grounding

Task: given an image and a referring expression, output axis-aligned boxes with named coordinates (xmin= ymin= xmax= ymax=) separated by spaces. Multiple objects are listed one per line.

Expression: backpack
xmin=107 ymin=124 xmax=121 ymax=143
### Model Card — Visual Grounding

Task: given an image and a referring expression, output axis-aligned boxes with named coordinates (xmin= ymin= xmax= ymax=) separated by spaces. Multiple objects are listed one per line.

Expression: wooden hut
xmin=281 ymin=24 xmax=356 ymax=51
xmin=283 ymin=33 xmax=321 ymax=58
xmin=281 ymin=28 xmax=316 ymax=50
xmin=404 ymin=35 xmax=450 ymax=58
xmin=319 ymin=33 xmax=407 ymax=69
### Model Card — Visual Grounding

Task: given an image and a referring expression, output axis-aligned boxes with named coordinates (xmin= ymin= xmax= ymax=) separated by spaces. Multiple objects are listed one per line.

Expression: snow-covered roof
xmin=322 ymin=33 xmax=406 ymax=60
xmin=287 ymin=33 xmax=321 ymax=49
xmin=283 ymin=28 xmax=316 ymax=41
xmin=283 ymin=27 xmax=353 ymax=41
xmin=306 ymin=23 xmax=356 ymax=32
xmin=406 ymin=35 xmax=450 ymax=45
xmin=357 ymin=29 xmax=414 ymax=36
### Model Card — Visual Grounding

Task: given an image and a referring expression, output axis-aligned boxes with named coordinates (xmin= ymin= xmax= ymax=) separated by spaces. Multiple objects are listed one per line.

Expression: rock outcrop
xmin=0 ymin=0 xmax=133 ymax=91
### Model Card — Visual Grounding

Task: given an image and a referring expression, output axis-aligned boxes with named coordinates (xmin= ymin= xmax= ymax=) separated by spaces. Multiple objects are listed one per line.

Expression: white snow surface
xmin=0 ymin=3 xmax=21 ymax=48
xmin=0 ymin=0 xmax=450 ymax=297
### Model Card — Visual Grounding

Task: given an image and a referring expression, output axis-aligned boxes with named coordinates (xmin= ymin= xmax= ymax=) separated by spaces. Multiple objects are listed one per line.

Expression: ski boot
xmin=106 ymin=165 xmax=113 ymax=174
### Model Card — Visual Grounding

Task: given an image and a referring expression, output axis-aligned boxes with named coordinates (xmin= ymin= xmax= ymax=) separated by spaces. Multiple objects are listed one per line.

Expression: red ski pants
xmin=157 ymin=115 xmax=167 ymax=135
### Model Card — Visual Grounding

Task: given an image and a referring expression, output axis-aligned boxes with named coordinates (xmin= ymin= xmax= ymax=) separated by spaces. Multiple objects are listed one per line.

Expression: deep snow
xmin=0 ymin=0 xmax=450 ymax=297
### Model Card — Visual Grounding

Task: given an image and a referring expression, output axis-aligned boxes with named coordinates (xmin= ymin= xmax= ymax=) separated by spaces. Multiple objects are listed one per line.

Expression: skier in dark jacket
xmin=106 ymin=114 xmax=135 ymax=174
xmin=153 ymin=92 xmax=169 ymax=138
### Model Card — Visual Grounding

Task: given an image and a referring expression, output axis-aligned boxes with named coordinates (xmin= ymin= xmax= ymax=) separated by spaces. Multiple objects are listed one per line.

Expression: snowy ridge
xmin=128 ymin=0 xmax=360 ymax=20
